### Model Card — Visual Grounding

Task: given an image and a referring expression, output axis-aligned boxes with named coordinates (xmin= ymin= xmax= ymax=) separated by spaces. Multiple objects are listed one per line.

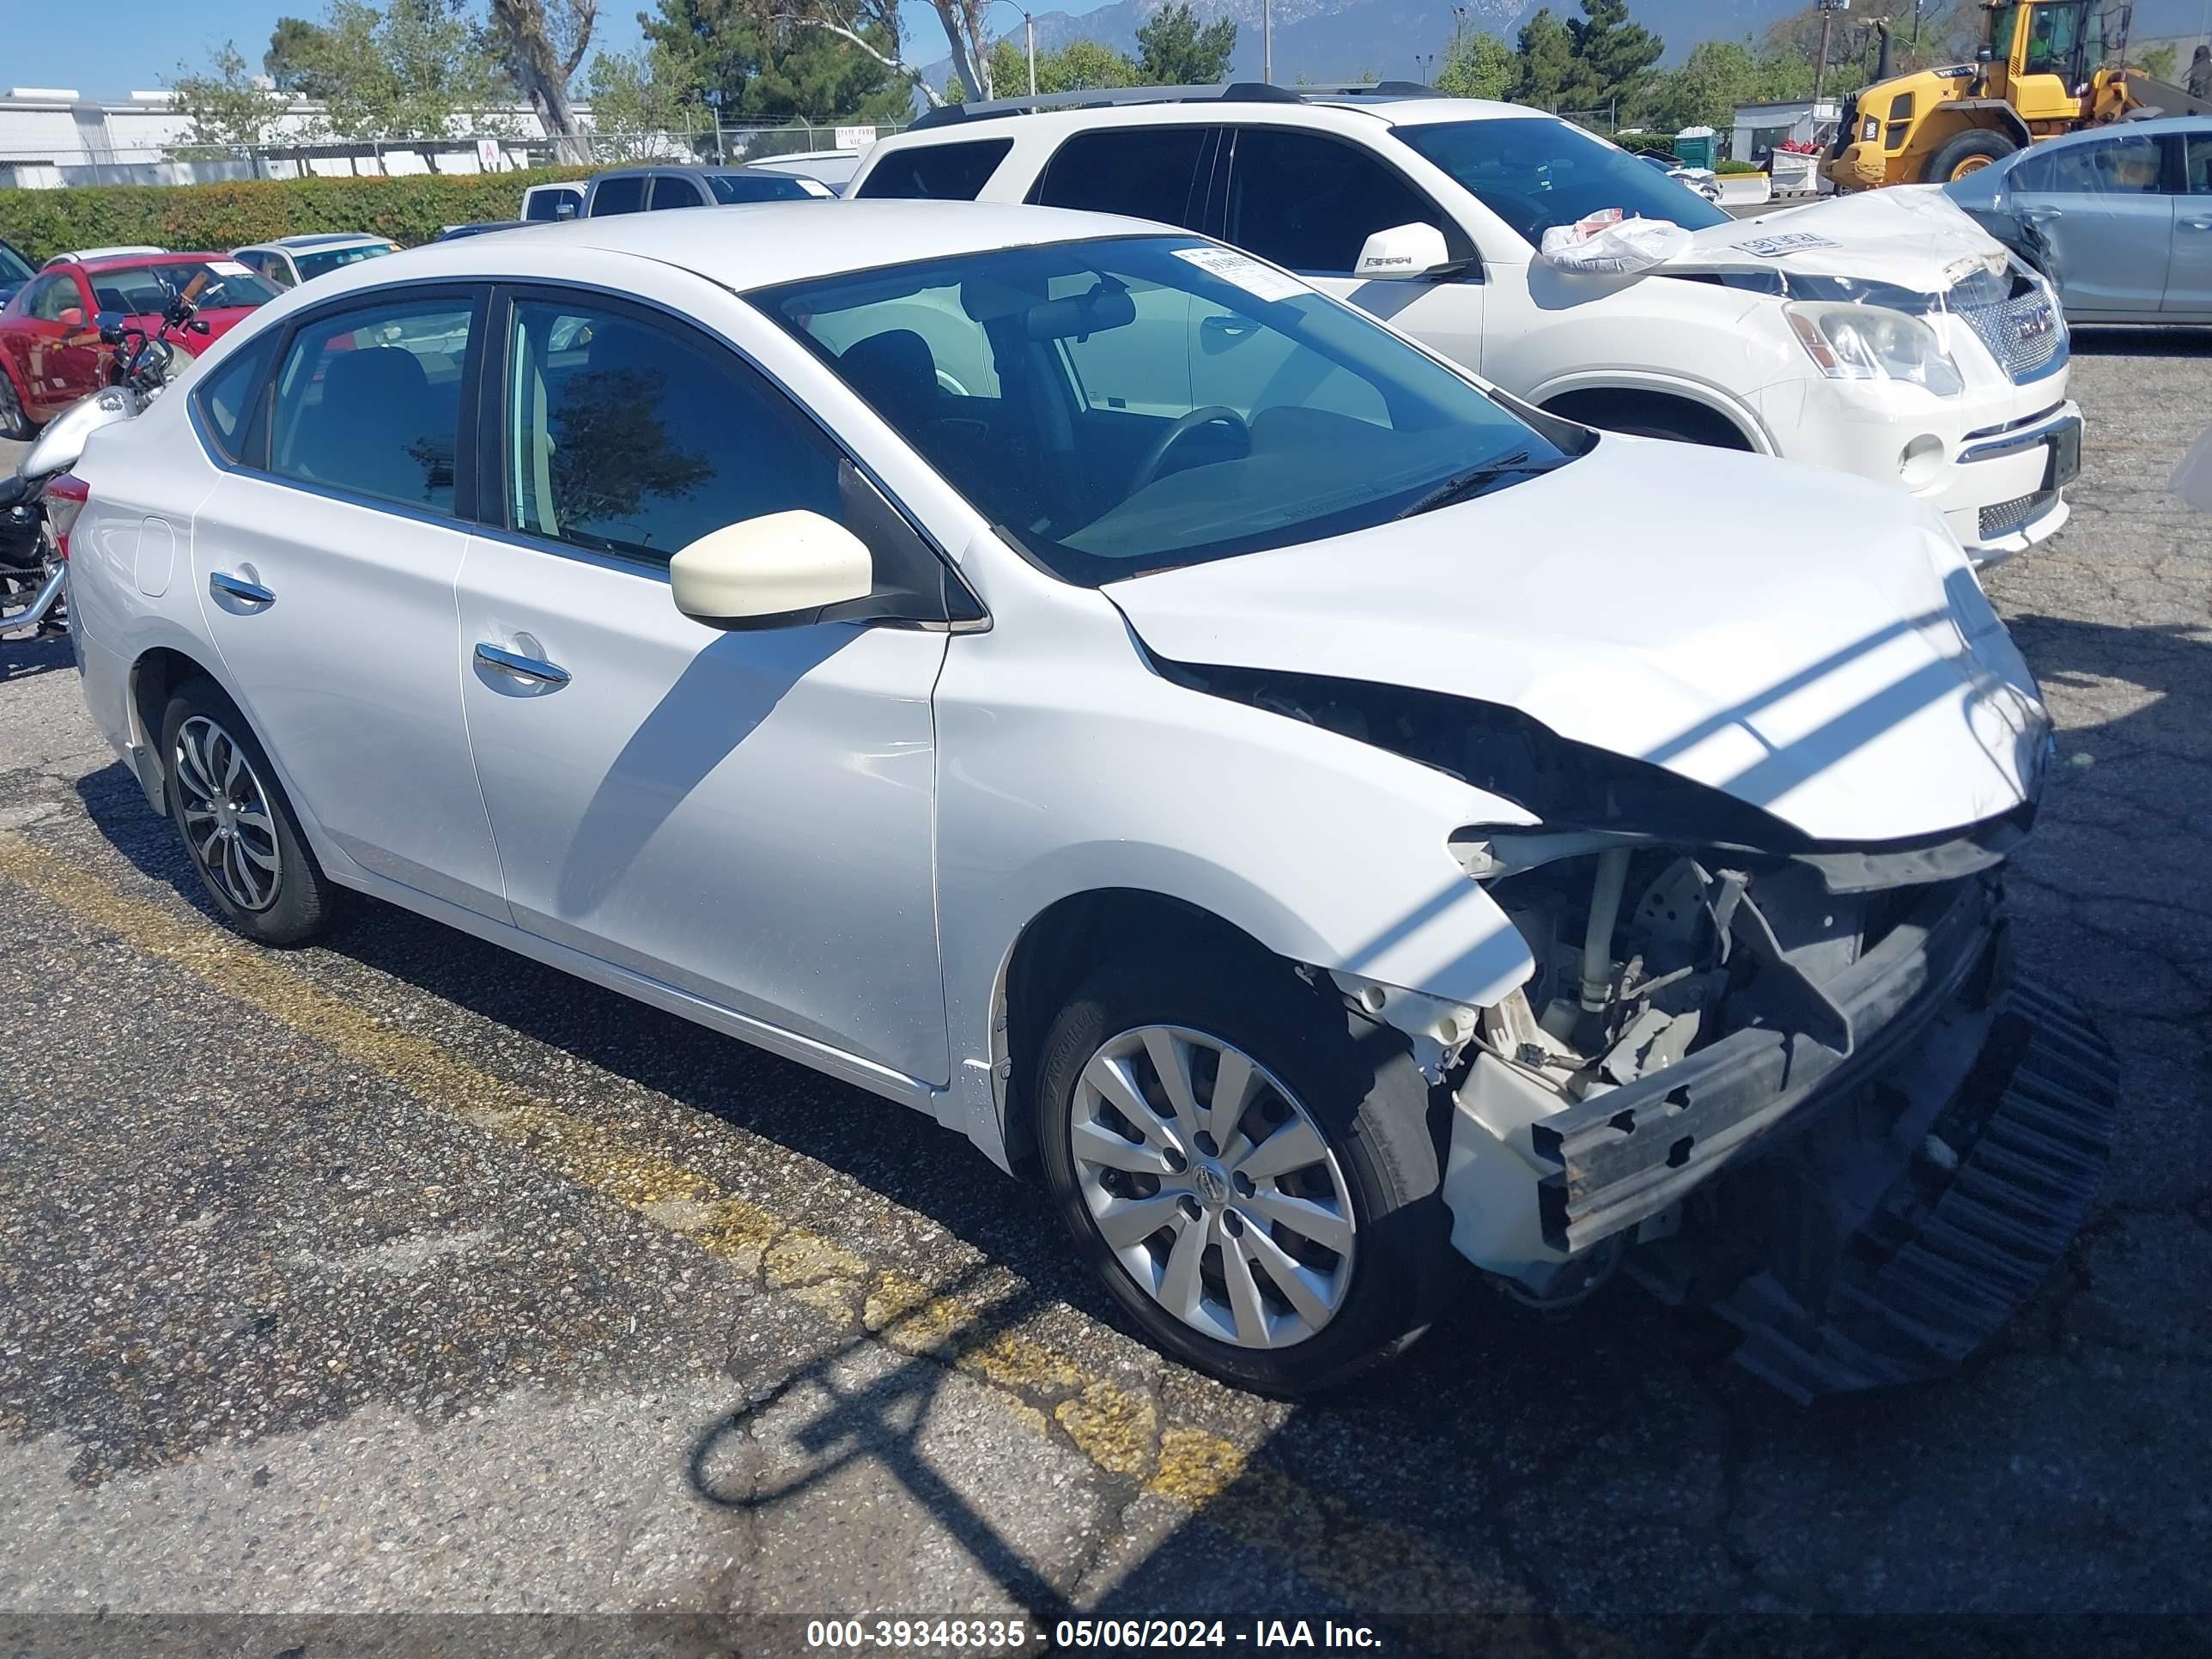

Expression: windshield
xmin=1395 ymin=118 xmax=1730 ymax=246
xmin=295 ymin=242 xmax=395 ymax=280
xmin=0 ymin=241 xmax=31 ymax=284
xmin=760 ymin=236 xmax=1567 ymax=586
xmin=87 ymin=261 xmax=282 ymax=316
xmin=705 ymin=173 xmax=817 ymax=204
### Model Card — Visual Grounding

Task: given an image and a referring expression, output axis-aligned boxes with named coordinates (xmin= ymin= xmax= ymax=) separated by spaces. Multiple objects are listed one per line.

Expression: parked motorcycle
xmin=2 ymin=272 xmax=201 ymax=639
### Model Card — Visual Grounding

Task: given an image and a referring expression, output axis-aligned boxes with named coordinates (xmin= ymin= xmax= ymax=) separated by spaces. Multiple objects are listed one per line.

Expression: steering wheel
xmin=1131 ymin=405 xmax=1250 ymax=492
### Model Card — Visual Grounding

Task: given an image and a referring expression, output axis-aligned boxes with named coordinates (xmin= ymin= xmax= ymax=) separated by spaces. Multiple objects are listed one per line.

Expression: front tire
xmin=1035 ymin=950 xmax=1458 ymax=1397
xmin=1926 ymin=130 xmax=2017 ymax=184
xmin=161 ymin=677 xmax=334 ymax=946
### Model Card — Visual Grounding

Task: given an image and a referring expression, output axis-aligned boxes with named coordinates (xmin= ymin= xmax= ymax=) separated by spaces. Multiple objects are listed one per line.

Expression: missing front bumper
xmin=1531 ymin=875 xmax=2003 ymax=1255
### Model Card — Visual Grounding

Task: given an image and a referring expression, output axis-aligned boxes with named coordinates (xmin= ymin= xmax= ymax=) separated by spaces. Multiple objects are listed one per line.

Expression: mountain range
xmin=920 ymin=0 xmax=2210 ymax=101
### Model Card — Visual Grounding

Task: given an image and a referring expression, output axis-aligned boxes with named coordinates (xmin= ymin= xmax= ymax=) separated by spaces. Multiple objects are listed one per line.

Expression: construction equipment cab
xmin=1827 ymin=0 xmax=2212 ymax=188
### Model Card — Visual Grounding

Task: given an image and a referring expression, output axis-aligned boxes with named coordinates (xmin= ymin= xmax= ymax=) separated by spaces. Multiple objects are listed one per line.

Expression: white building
xmin=1729 ymin=97 xmax=1843 ymax=164
xmin=0 ymin=87 xmax=565 ymax=189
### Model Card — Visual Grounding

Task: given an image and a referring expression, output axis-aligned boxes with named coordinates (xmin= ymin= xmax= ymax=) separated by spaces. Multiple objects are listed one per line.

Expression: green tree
xmin=264 ymin=16 xmax=343 ymax=95
xmin=987 ymin=35 xmax=1143 ymax=93
xmin=763 ymin=0 xmax=988 ymax=106
xmin=2139 ymin=42 xmax=2178 ymax=80
xmin=1640 ymin=37 xmax=1813 ymax=131
xmin=306 ymin=0 xmax=513 ymax=141
xmin=582 ymin=46 xmax=701 ymax=155
xmin=486 ymin=0 xmax=597 ymax=161
xmin=1134 ymin=3 xmax=1238 ymax=82
xmin=1567 ymin=0 xmax=1664 ymax=110
xmin=648 ymin=0 xmax=904 ymax=122
xmin=1512 ymin=9 xmax=1593 ymax=110
xmin=1435 ymin=27 xmax=1512 ymax=99
xmin=168 ymin=41 xmax=297 ymax=152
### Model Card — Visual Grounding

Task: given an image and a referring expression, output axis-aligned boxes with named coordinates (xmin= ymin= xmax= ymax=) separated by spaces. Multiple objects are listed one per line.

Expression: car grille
xmin=1949 ymin=270 xmax=2064 ymax=382
xmin=1981 ymin=489 xmax=2058 ymax=540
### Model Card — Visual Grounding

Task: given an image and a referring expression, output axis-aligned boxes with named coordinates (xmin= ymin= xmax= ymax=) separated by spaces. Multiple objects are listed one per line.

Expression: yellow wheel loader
xmin=1825 ymin=0 xmax=2212 ymax=190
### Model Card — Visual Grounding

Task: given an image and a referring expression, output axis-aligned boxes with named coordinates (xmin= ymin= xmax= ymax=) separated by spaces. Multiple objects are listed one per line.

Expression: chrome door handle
xmin=209 ymin=570 xmax=274 ymax=605
xmin=2183 ymin=218 xmax=2212 ymax=232
xmin=475 ymin=641 xmax=571 ymax=686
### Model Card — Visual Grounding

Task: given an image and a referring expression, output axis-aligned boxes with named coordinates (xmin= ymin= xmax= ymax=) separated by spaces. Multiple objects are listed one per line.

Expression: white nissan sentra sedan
xmin=54 ymin=204 xmax=2112 ymax=1400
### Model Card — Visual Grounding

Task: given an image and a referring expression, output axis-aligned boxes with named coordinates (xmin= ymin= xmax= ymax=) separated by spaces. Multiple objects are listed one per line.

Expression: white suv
xmin=54 ymin=204 xmax=2110 ymax=1399
xmin=853 ymin=86 xmax=2082 ymax=563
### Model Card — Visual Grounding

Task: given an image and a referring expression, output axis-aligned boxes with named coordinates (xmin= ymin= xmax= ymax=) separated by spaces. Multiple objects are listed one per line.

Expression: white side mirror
xmin=1352 ymin=222 xmax=1455 ymax=282
xmin=670 ymin=509 xmax=872 ymax=628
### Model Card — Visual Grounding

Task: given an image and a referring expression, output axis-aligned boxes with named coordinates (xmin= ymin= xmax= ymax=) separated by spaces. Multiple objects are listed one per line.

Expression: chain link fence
xmin=1 ymin=120 xmax=908 ymax=191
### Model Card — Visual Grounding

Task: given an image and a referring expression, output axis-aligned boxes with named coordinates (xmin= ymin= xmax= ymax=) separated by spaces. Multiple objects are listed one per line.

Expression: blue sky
xmin=9 ymin=0 xmax=1110 ymax=101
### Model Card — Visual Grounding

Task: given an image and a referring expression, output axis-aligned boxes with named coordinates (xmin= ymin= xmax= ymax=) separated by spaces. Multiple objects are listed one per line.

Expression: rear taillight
xmin=43 ymin=473 xmax=89 ymax=562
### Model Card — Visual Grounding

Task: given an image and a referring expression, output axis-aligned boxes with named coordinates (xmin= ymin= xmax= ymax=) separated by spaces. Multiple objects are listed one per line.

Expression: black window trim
xmin=471 ymin=279 xmax=986 ymax=628
xmin=1220 ymin=121 xmax=1483 ymax=281
xmin=230 ymin=277 xmax=491 ymax=531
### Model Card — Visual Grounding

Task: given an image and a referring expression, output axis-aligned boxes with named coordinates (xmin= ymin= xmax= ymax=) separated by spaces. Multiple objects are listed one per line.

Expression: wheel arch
xmin=988 ymin=886 xmax=1289 ymax=1175
xmin=1534 ymin=375 xmax=1772 ymax=453
xmin=126 ymin=643 xmax=224 ymax=810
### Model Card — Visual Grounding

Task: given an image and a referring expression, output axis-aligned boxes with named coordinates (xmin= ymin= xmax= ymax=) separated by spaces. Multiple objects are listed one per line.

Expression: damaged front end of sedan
xmin=1184 ymin=663 xmax=2118 ymax=1402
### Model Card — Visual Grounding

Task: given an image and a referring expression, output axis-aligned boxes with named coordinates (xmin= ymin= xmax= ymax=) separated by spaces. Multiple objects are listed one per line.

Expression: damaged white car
xmin=58 ymin=205 xmax=2114 ymax=1401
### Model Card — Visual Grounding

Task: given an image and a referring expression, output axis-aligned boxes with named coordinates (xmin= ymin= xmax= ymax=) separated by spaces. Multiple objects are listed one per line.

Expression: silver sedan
xmin=1944 ymin=116 xmax=2212 ymax=323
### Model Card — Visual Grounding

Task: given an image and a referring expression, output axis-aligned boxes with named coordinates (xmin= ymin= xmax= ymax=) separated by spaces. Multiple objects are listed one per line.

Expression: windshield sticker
xmin=1730 ymin=231 xmax=1842 ymax=258
xmin=209 ymin=260 xmax=254 ymax=276
xmin=1171 ymin=246 xmax=1310 ymax=302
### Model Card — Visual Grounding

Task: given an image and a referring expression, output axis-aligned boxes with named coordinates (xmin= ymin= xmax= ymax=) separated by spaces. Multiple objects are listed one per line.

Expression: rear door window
xmin=1223 ymin=128 xmax=1445 ymax=276
xmin=648 ymin=174 xmax=708 ymax=210
xmin=589 ymin=174 xmax=648 ymax=216
xmin=1031 ymin=127 xmax=1214 ymax=228
xmin=268 ymin=296 xmax=478 ymax=514
xmin=856 ymin=138 xmax=1013 ymax=200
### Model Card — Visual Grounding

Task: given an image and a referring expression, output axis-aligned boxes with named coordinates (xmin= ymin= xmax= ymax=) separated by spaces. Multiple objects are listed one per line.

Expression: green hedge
xmin=0 ymin=167 xmax=595 ymax=262
xmin=1715 ymin=158 xmax=1762 ymax=174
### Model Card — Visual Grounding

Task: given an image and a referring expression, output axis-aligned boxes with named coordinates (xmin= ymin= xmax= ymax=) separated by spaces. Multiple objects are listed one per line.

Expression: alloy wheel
xmin=1067 ymin=1024 xmax=1357 ymax=1349
xmin=174 ymin=714 xmax=283 ymax=912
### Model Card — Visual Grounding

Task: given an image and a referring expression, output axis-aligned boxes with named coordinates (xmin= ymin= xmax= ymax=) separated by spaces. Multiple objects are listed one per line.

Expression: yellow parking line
xmin=0 ymin=830 xmax=1521 ymax=1613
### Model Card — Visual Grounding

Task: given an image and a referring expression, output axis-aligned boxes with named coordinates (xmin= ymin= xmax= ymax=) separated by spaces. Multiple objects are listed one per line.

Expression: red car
xmin=0 ymin=252 xmax=282 ymax=437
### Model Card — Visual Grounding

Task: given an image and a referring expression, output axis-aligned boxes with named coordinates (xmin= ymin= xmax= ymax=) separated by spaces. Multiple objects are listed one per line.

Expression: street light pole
xmin=1263 ymin=0 xmax=1273 ymax=84
xmin=1027 ymin=11 xmax=1037 ymax=94
xmin=1813 ymin=0 xmax=1850 ymax=102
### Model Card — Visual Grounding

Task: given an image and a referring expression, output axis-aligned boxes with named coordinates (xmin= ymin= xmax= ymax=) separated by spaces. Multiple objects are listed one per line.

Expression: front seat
xmin=836 ymin=329 xmax=942 ymax=431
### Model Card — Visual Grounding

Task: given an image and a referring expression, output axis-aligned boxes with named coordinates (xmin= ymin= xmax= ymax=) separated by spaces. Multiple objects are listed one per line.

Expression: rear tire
xmin=1925 ymin=130 xmax=2017 ymax=184
xmin=161 ymin=676 xmax=335 ymax=946
xmin=0 ymin=368 xmax=33 ymax=442
xmin=1035 ymin=947 xmax=1459 ymax=1397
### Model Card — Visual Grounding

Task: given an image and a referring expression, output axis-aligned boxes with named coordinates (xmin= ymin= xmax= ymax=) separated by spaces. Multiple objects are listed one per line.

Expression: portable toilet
xmin=1673 ymin=125 xmax=1717 ymax=169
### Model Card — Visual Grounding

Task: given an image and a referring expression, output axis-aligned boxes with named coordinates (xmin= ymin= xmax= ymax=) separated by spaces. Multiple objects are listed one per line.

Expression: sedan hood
xmin=1669 ymin=185 xmax=2010 ymax=293
xmin=1106 ymin=438 xmax=2048 ymax=845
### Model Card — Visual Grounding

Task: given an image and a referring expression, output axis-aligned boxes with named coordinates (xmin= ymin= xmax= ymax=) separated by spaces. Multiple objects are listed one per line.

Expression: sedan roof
xmin=307 ymin=199 xmax=1169 ymax=295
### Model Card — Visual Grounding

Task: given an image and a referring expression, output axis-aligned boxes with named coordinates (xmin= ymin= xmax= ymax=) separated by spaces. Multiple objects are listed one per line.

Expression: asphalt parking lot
xmin=2 ymin=332 xmax=2209 ymax=1654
